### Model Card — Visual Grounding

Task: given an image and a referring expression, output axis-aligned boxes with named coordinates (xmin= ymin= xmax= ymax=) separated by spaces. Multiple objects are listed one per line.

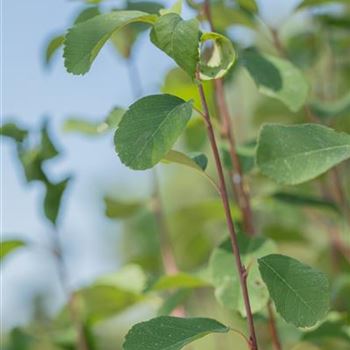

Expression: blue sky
xmin=2 ymin=0 xmax=301 ymax=330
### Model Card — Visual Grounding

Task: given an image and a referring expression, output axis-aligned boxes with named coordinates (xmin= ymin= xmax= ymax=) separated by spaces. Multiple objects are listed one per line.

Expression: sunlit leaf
xmin=258 ymin=254 xmax=330 ymax=327
xmin=256 ymin=123 xmax=350 ymax=184
xmin=115 ymin=94 xmax=192 ymax=170
xmin=0 ymin=240 xmax=26 ymax=262
xmin=123 ymin=316 xmax=229 ymax=350
xmin=241 ymin=49 xmax=309 ymax=112
xmin=199 ymin=32 xmax=236 ymax=80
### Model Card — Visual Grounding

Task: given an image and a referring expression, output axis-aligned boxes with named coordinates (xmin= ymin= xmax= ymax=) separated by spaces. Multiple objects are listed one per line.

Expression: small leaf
xmin=0 ymin=240 xmax=26 ymax=261
xmin=237 ymin=0 xmax=258 ymax=13
xmin=241 ymin=49 xmax=309 ymax=112
xmin=123 ymin=316 xmax=229 ymax=350
xmin=0 ymin=122 xmax=28 ymax=143
xmin=199 ymin=32 xmax=236 ymax=80
xmin=147 ymin=272 xmax=209 ymax=291
xmin=150 ymin=13 xmax=200 ymax=78
xmin=159 ymin=0 xmax=183 ymax=15
xmin=104 ymin=197 xmax=143 ymax=219
xmin=74 ymin=6 xmax=100 ymax=24
xmin=157 ymin=290 xmax=191 ymax=316
xmin=64 ymin=11 xmax=157 ymax=75
xmin=258 ymin=254 xmax=330 ymax=327
xmin=163 ymin=150 xmax=207 ymax=171
xmin=115 ymin=94 xmax=192 ymax=170
xmin=209 ymin=234 xmax=276 ymax=316
xmin=44 ymin=177 xmax=71 ymax=226
xmin=40 ymin=120 xmax=60 ymax=160
xmin=256 ymin=123 xmax=350 ymax=184
xmin=45 ymin=35 xmax=65 ymax=65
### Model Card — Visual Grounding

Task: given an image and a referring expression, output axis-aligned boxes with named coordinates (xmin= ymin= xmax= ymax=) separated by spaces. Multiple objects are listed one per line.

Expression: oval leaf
xmin=0 ymin=240 xmax=26 ymax=261
xmin=241 ymin=49 xmax=309 ymax=112
xmin=115 ymin=94 xmax=192 ymax=170
xmin=258 ymin=254 xmax=330 ymax=327
xmin=123 ymin=316 xmax=229 ymax=350
xmin=256 ymin=123 xmax=350 ymax=184
xmin=64 ymin=11 xmax=157 ymax=75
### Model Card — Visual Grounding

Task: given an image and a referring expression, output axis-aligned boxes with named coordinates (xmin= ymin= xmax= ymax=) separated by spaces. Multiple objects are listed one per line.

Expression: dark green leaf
xmin=74 ymin=6 xmax=100 ymax=24
xmin=150 ymin=13 xmax=200 ymax=78
xmin=256 ymin=123 xmax=350 ymax=184
xmin=0 ymin=122 xmax=28 ymax=143
xmin=0 ymin=240 xmax=26 ymax=261
xmin=64 ymin=11 xmax=157 ymax=75
xmin=44 ymin=177 xmax=71 ymax=226
xmin=123 ymin=316 xmax=229 ymax=350
xmin=258 ymin=254 xmax=330 ymax=327
xmin=240 ymin=49 xmax=309 ymax=112
xmin=115 ymin=94 xmax=192 ymax=170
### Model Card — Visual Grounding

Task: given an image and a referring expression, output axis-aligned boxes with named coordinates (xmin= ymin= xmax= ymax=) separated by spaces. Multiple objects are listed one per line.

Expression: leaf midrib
xmin=260 ymin=259 xmax=316 ymax=316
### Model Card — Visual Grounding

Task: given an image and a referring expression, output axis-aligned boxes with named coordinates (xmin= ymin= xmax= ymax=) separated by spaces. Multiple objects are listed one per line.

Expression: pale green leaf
xmin=104 ymin=197 xmax=143 ymax=219
xmin=199 ymin=32 xmax=236 ymax=80
xmin=114 ymin=94 xmax=192 ymax=170
xmin=297 ymin=0 xmax=350 ymax=10
xmin=309 ymin=92 xmax=350 ymax=119
xmin=147 ymin=272 xmax=209 ymax=291
xmin=237 ymin=0 xmax=258 ymax=13
xmin=256 ymin=123 xmax=350 ymax=184
xmin=123 ymin=316 xmax=229 ymax=350
xmin=1 ymin=240 xmax=26 ymax=261
xmin=150 ymin=13 xmax=200 ymax=78
xmin=209 ymin=234 xmax=276 ymax=316
xmin=64 ymin=11 xmax=157 ymax=74
xmin=258 ymin=254 xmax=330 ymax=327
xmin=241 ymin=49 xmax=309 ymax=112
xmin=159 ymin=0 xmax=183 ymax=15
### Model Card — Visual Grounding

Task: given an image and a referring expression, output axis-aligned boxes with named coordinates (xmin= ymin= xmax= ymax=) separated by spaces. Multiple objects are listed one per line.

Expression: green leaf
xmin=104 ymin=197 xmax=143 ymax=219
xmin=297 ymin=0 xmax=350 ymax=10
xmin=74 ymin=6 xmax=100 ymax=24
xmin=45 ymin=35 xmax=65 ymax=65
xmin=221 ymin=143 xmax=256 ymax=174
xmin=0 ymin=240 xmax=26 ymax=261
xmin=241 ymin=49 xmax=309 ymax=112
xmin=147 ymin=272 xmax=209 ymax=291
xmin=115 ymin=94 xmax=192 ymax=170
xmin=123 ymin=316 xmax=230 ymax=350
xmin=163 ymin=150 xmax=207 ymax=171
xmin=209 ymin=235 xmax=276 ymax=316
xmin=237 ymin=0 xmax=258 ymax=13
xmin=40 ymin=120 xmax=60 ymax=160
xmin=258 ymin=254 xmax=330 ymax=327
xmin=309 ymin=92 xmax=350 ymax=119
xmin=150 ymin=13 xmax=200 ymax=78
xmin=159 ymin=0 xmax=183 ymax=15
xmin=63 ymin=107 xmax=125 ymax=135
xmin=256 ymin=123 xmax=350 ymax=185
xmin=44 ymin=177 xmax=70 ymax=226
xmin=64 ymin=11 xmax=157 ymax=75
xmin=271 ymin=192 xmax=339 ymax=212
xmin=157 ymin=290 xmax=191 ymax=316
xmin=199 ymin=32 xmax=236 ymax=80
xmin=0 ymin=122 xmax=28 ymax=143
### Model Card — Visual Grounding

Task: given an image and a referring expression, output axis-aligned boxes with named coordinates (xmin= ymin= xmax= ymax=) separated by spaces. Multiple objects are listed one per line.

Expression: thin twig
xmin=267 ymin=301 xmax=282 ymax=350
xmin=196 ymin=73 xmax=258 ymax=350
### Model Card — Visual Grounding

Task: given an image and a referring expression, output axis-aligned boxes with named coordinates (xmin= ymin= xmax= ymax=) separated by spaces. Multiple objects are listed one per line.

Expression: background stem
xmin=267 ymin=301 xmax=282 ymax=350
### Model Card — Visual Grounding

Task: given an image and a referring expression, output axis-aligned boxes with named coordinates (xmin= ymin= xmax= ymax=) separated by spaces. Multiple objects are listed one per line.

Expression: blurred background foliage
xmin=1 ymin=0 xmax=350 ymax=349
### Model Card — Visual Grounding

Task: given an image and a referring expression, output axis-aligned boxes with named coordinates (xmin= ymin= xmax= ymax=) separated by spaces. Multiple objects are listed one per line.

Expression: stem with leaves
xmin=203 ymin=0 xmax=255 ymax=236
xmin=196 ymin=72 xmax=258 ymax=350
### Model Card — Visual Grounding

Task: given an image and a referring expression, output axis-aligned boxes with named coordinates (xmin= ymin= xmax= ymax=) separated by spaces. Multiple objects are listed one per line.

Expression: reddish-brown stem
xmin=267 ymin=301 xmax=282 ymax=350
xmin=203 ymin=0 xmax=255 ymax=236
xmin=196 ymin=77 xmax=258 ymax=350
